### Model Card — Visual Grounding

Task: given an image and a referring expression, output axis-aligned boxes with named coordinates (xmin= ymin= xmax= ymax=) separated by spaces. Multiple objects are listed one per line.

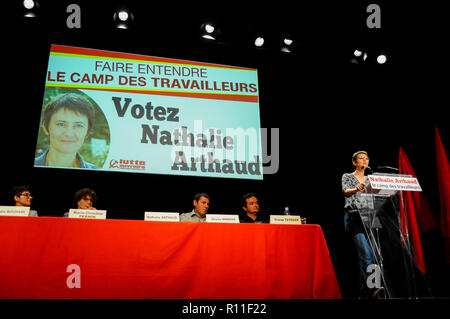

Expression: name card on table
xmin=368 ymin=175 xmax=422 ymax=193
xmin=0 ymin=206 xmax=30 ymax=217
xmin=270 ymin=215 xmax=302 ymax=225
xmin=144 ymin=212 xmax=180 ymax=222
xmin=69 ymin=209 xmax=107 ymax=219
xmin=206 ymin=214 xmax=240 ymax=223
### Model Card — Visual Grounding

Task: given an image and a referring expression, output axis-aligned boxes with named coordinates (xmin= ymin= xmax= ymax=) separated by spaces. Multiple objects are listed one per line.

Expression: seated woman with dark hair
xmin=35 ymin=93 xmax=98 ymax=169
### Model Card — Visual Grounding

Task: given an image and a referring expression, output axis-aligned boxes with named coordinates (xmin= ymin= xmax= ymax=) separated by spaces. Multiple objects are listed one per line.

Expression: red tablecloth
xmin=0 ymin=216 xmax=341 ymax=299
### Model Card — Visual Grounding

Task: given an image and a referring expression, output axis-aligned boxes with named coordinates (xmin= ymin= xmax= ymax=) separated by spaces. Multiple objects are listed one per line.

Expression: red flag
xmin=435 ymin=127 xmax=450 ymax=263
xmin=398 ymin=147 xmax=437 ymax=273
xmin=399 ymin=147 xmax=438 ymax=232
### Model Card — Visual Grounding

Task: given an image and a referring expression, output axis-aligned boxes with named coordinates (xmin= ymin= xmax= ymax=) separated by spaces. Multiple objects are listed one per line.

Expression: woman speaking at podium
xmin=341 ymin=151 xmax=377 ymax=298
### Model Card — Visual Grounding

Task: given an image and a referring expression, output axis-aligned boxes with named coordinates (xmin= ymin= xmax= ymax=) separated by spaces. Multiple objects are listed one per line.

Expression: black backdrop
xmin=2 ymin=1 xmax=449 ymax=298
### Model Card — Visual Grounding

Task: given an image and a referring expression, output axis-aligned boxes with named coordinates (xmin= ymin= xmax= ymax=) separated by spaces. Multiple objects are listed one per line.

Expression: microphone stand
xmin=361 ymin=166 xmax=392 ymax=298
xmin=399 ymin=190 xmax=419 ymax=299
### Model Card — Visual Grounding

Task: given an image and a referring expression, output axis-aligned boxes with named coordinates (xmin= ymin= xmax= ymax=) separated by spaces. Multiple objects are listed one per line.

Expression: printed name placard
xmin=270 ymin=215 xmax=302 ymax=225
xmin=206 ymin=214 xmax=240 ymax=223
xmin=144 ymin=212 xmax=180 ymax=222
xmin=0 ymin=206 xmax=30 ymax=217
xmin=368 ymin=175 xmax=422 ymax=192
xmin=68 ymin=209 xmax=107 ymax=219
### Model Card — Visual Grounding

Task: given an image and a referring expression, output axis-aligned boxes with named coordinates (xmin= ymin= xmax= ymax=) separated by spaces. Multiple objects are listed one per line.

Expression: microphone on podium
xmin=377 ymin=165 xmax=399 ymax=172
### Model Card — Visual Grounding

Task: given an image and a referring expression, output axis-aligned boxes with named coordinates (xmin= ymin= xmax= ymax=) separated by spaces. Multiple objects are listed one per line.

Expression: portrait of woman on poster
xmin=34 ymin=93 xmax=98 ymax=169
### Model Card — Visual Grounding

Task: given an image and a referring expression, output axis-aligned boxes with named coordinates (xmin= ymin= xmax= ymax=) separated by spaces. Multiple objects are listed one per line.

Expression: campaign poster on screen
xmin=34 ymin=45 xmax=263 ymax=180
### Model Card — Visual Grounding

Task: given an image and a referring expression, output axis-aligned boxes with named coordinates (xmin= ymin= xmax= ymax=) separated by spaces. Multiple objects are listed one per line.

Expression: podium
xmin=357 ymin=172 xmax=428 ymax=298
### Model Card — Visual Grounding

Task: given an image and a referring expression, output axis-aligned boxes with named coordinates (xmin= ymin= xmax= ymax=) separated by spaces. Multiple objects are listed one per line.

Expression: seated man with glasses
xmin=8 ymin=185 xmax=38 ymax=216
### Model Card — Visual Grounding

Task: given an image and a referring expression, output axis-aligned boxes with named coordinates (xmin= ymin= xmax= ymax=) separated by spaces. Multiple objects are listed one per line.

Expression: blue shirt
xmin=34 ymin=149 xmax=99 ymax=169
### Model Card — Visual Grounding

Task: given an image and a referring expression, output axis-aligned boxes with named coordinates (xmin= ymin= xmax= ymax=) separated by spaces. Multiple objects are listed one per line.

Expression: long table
xmin=0 ymin=216 xmax=341 ymax=298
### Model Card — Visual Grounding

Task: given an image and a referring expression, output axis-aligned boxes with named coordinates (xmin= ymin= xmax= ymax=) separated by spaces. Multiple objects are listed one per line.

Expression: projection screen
xmin=34 ymin=45 xmax=263 ymax=180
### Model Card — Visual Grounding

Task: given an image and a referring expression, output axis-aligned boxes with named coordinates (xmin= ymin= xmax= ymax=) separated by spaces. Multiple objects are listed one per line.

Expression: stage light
xmin=281 ymin=36 xmax=295 ymax=53
xmin=22 ymin=0 xmax=39 ymax=17
xmin=354 ymin=49 xmax=362 ymax=57
xmin=283 ymin=38 xmax=293 ymax=46
xmin=113 ymin=9 xmax=134 ymax=29
xmin=199 ymin=23 xmax=219 ymax=41
xmin=351 ymin=48 xmax=368 ymax=64
xmin=118 ymin=11 xmax=129 ymax=22
xmin=377 ymin=54 xmax=387 ymax=64
xmin=205 ymin=24 xmax=215 ymax=34
xmin=255 ymin=37 xmax=264 ymax=47
xmin=23 ymin=0 xmax=35 ymax=9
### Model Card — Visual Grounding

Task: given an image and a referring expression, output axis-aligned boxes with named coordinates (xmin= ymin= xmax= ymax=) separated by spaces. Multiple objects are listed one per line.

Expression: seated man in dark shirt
xmin=239 ymin=193 xmax=267 ymax=223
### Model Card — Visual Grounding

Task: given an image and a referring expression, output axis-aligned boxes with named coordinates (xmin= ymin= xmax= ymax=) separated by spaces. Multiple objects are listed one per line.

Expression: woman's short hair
xmin=43 ymin=93 xmax=95 ymax=134
xmin=352 ymin=151 xmax=369 ymax=163
xmin=73 ymin=188 xmax=97 ymax=206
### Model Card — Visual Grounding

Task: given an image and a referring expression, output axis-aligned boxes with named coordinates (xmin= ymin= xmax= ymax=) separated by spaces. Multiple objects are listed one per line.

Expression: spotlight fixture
xmin=281 ymin=36 xmax=294 ymax=53
xmin=113 ymin=9 xmax=134 ymax=29
xmin=353 ymin=49 xmax=362 ymax=57
xmin=254 ymin=37 xmax=264 ymax=47
xmin=200 ymin=23 xmax=219 ymax=41
xmin=351 ymin=48 xmax=367 ymax=64
xmin=22 ymin=0 xmax=39 ymax=17
xmin=118 ymin=11 xmax=129 ymax=22
xmin=23 ymin=0 xmax=35 ymax=9
xmin=283 ymin=38 xmax=293 ymax=46
xmin=377 ymin=54 xmax=387 ymax=64
xmin=204 ymin=24 xmax=215 ymax=34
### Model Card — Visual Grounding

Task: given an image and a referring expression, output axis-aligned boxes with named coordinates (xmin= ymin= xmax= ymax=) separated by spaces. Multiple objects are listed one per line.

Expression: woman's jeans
xmin=344 ymin=211 xmax=376 ymax=296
